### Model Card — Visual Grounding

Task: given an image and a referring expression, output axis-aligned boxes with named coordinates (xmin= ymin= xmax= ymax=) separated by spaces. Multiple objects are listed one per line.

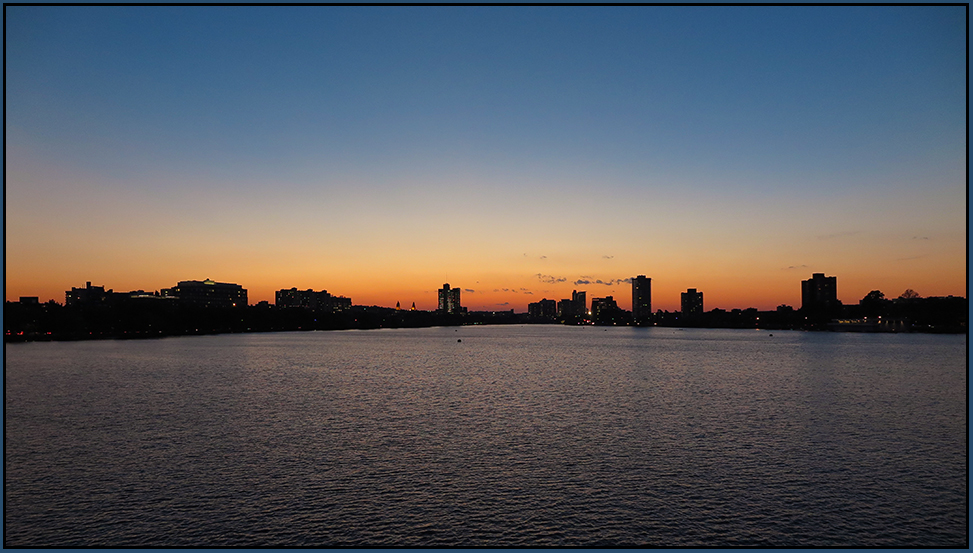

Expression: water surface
xmin=4 ymin=326 xmax=967 ymax=546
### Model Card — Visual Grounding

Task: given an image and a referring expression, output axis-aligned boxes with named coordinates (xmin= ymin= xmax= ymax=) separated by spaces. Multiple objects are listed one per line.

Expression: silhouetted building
xmin=332 ymin=296 xmax=352 ymax=312
xmin=591 ymin=296 xmax=619 ymax=319
xmin=632 ymin=275 xmax=652 ymax=324
xmin=275 ymin=288 xmax=347 ymax=311
xmin=528 ymin=298 xmax=558 ymax=320
xmin=557 ymin=290 xmax=587 ymax=319
xmin=66 ymin=281 xmax=111 ymax=306
xmin=276 ymin=288 xmax=310 ymax=308
xmin=681 ymin=288 xmax=703 ymax=317
xmin=19 ymin=297 xmax=39 ymax=305
xmin=802 ymin=273 xmax=837 ymax=312
xmin=573 ymin=290 xmax=587 ymax=316
xmin=163 ymin=279 xmax=247 ymax=308
xmin=438 ymin=283 xmax=462 ymax=314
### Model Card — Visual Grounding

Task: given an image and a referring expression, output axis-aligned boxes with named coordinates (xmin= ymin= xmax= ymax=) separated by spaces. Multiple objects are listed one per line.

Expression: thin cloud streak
xmin=817 ymin=231 xmax=862 ymax=240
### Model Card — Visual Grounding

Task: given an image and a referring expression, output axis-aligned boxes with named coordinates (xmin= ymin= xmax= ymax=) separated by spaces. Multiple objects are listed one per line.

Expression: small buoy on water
xmin=457 ymin=339 xmax=462 ymax=342
xmin=769 ymin=334 xmax=773 ymax=337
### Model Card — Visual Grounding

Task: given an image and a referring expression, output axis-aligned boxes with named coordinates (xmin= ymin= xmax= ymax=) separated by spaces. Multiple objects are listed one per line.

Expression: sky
xmin=5 ymin=5 xmax=967 ymax=312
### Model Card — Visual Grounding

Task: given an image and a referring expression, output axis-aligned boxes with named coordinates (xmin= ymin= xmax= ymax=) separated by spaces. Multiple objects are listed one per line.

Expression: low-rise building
xmin=66 ymin=282 xmax=111 ymax=306
xmin=162 ymin=279 xmax=247 ymax=308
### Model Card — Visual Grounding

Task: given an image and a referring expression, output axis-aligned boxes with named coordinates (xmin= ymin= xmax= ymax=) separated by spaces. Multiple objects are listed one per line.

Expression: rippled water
xmin=4 ymin=326 xmax=967 ymax=546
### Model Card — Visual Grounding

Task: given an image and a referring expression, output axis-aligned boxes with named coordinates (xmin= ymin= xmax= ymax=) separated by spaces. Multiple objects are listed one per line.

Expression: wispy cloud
xmin=464 ymin=289 xmax=475 ymax=293
xmin=602 ymin=255 xmax=614 ymax=259
xmin=536 ymin=273 xmax=567 ymax=284
xmin=782 ymin=264 xmax=810 ymax=271
xmin=817 ymin=230 xmax=861 ymax=240
xmin=574 ymin=277 xmax=630 ymax=286
xmin=539 ymin=255 xmax=547 ymax=259
xmin=912 ymin=236 xmax=930 ymax=240
xmin=496 ymin=302 xmax=510 ymax=306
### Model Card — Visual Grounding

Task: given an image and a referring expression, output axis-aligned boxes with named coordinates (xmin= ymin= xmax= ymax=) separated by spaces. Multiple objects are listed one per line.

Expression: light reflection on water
xmin=4 ymin=326 xmax=967 ymax=546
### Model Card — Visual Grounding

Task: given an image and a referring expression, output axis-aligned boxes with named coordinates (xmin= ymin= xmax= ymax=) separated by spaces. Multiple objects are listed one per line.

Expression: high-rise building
xmin=438 ymin=283 xmax=462 ymax=314
xmin=681 ymin=288 xmax=704 ymax=317
xmin=801 ymin=273 xmax=837 ymax=312
xmin=572 ymin=290 xmax=587 ymax=317
xmin=632 ymin=275 xmax=652 ymax=324
xmin=558 ymin=290 xmax=588 ymax=319
xmin=528 ymin=298 xmax=558 ymax=320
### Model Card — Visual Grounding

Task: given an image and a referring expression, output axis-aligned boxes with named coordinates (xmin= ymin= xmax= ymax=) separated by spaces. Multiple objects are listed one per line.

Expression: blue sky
xmin=5 ymin=6 xmax=967 ymax=309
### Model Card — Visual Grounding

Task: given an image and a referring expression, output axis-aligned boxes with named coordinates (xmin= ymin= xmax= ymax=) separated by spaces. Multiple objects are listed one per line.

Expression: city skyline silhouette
xmin=6 ymin=6 xmax=966 ymax=313
xmin=7 ymin=271 xmax=966 ymax=342
xmin=4 ymin=7 xmax=967 ymax=547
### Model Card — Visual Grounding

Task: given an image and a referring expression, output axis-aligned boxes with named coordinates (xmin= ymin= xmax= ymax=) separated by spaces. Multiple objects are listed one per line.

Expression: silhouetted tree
xmin=863 ymin=290 xmax=885 ymax=302
xmin=899 ymin=289 xmax=921 ymax=300
xmin=859 ymin=290 xmax=891 ymax=317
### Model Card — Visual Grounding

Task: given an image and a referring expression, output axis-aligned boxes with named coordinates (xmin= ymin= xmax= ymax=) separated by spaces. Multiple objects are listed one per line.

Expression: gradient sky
xmin=5 ymin=6 xmax=967 ymax=311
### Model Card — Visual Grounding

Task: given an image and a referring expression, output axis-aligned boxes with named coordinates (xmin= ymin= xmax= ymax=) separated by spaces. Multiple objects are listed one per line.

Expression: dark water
xmin=4 ymin=326 xmax=967 ymax=546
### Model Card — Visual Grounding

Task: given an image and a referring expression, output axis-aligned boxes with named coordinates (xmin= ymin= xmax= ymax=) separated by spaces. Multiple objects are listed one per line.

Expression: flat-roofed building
xmin=332 ymin=295 xmax=352 ymax=312
xmin=66 ymin=281 xmax=111 ymax=306
xmin=528 ymin=298 xmax=557 ymax=320
xmin=681 ymin=288 xmax=704 ymax=317
xmin=438 ymin=283 xmax=462 ymax=314
xmin=591 ymin=295 xmax=619 ymax=320
xmin=802 ymin=273 xmax=837 ymax=312
xmin=163 ymin=279 xmax=247 ymax=308
xmin=632 ymin=275 xmax=652 ymax=325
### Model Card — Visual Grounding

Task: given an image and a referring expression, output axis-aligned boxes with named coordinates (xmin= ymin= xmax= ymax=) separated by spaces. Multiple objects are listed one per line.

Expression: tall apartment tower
xmin=801 ymin=273 xmax=837 ymax=312
xmin=632 ymin=275 xmax=652 ymax=325
xmin=681 ymin=288 xmax=704 ymax=317
xmin=572 ymin=290 xmax=587 ymax=316
xmin=438 ymin=283 xmax=462 ymax=314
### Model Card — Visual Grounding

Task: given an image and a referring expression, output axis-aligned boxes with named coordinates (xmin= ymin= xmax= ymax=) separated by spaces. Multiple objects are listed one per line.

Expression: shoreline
xmin=6 ymin=320 xmax=966 ymax=344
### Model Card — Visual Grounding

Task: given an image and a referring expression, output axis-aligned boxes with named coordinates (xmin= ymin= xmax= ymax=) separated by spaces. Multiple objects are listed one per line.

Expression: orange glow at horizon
xmin=5 ymin=148 xmax=966 ymax=312
xmin=7 ymin=257 xmax=966 ymax=313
